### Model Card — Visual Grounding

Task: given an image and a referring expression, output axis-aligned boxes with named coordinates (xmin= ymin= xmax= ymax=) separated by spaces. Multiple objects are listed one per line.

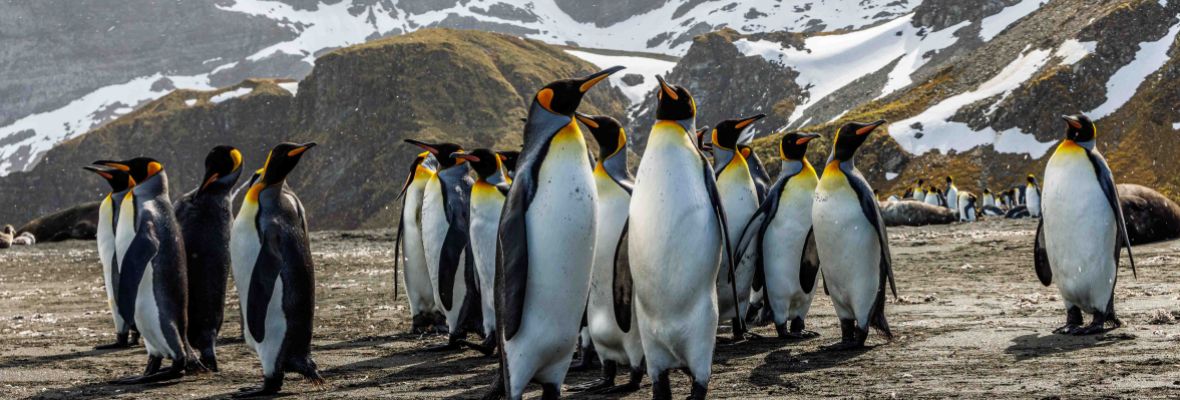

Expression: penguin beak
xmin=574 ymin=112 xmax=599 ymax=129
xmin=734 ymin=114 xmax=766 ymax=130
xmin=855 ymin=120 xmax=887 ymax=136
xmin=451 ymin=152 xmax=480 ymax=163
xmin=93 ymin=160 xmax=130 ymax=172
xmin=1061 ymin=115 xmax=1082 ymax=129
xmin=287 ymin=142 xmax=316 ymax=157
xmin=82 ymin=166 xmax=114 ymax=180
xmin=656 ymin=75 xmax=678 ymax=100
xmin=795 ymin=133 xmax=821 ymax=145
xmin=404 ymin=139 xmax=440 ymax=155
xmin=577 ymin=66 xmax=625 ymax=93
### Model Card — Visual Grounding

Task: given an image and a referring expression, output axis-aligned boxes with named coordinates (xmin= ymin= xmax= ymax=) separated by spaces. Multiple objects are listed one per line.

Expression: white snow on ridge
xmin=1053 ymin=39 xmax=1097 ymax=65
xmin=734 ymin=14 xmax=969 ymax=125
xmin=979 ymin=0 xmax=1045 ymax=42
xmin=217 ymin=0 xmax=401 ymax=64
xmin=890 ymin=49 xmax=1057 ymax=158
xmin=564 ymin=50 xmax=675 ymax=106
xmin=279 ymin=81 xmax=300 ymax=96
xmin=1088 ymin=22 xmax=1180 ymax=119
xmin=210 ymin=87 xmax=254 ymax=104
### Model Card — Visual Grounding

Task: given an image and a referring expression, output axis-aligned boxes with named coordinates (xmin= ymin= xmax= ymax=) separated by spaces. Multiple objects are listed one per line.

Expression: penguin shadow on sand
xmin=28 ymin=372 xmax=186 ymax=400
xmin=318 ymin=343 xmax=495 ymax=393
xmin=0 ymin=345 xmax=133 ymax=371
xmin=1004 ymin=331 xmax=1133 ymax=361
xmin=749 ymin=342 xmax=874 ymax=382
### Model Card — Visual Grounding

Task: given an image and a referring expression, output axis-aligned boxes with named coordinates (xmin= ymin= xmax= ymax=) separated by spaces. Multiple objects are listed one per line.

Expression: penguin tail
xmin=869 ymin=289 xmax=893 ymax=340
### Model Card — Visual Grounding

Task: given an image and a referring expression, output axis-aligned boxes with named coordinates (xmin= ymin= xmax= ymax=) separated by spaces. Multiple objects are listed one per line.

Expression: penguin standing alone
xmin=230 ymin=143 xmax=323 ymax=396
xmin=568 ymin=112 xmax=645 ymax=394
xmin=734 ymin=132 xmax=821 ymax=339
xmin=1034 ymin=114 xmax=1136 ymax=335
xmin=83 ymin=165 xmax=140 ymax=349
xmin=454 ymin=148 xmax=510 ymax=354
xmin=95 ymin=158 xmax=200 ymax=383
xmin=174 ymin=146 xmax=243 ymax=371
xmin=489 ymin=65 xmax=624 ymax=399
xmin=628 ymin=76 xmax=735 ymax=399
xmin=393 ymin=152 xmax=445 ymax=333
xmin=812 ymin=121 xmax=897 ymax=350
xmin=404 ymin=139 xmax=484 ymax=353
xmin=1026 ymin=174 xmax=1042 ymax=217
xmin=710 ymin=114 xmax=766 ymax=339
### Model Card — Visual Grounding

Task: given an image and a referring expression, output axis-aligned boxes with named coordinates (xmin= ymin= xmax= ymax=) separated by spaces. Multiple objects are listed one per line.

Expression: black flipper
xmin=246 ymin=228 xmax=285 ymax=342
xmin=116 ymin=220 xmax=159 ymax=327
xmin=393 ymin=197 xmax=404 ymax=301
xmin=734 ymin=177 xmax=787 ymax=317
xmin=799 ymin=228 xmax=820 ymax=294
xmin=1034 ymin=218 xmax=1052 ymax=286
xmin=700 ymin=151 xmax=743 ymax=329
xmin=612 ymin=221 xmax=633 ymax=333
xmin=457 ymin=243 xmax=484 ymax=335
xmin=436 ymin=224 xmax=467 ymax=311
xmin=436 ymin=166 xmax=473 ymax=312
xmin=844 ymin=165 xmax=897 ymax=299
xmin=1085 ymin=149 xmax=1136 ymax=278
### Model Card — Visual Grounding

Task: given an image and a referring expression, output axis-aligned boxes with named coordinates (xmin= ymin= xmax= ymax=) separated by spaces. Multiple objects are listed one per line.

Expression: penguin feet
xmin=783 ymin=330 xmax=821 ymax=340
xmin=600 ymin=380 xmax=642 ymax=394
xmin=566 ymin=378 xmax=614 ymax=393
xmin=234 ymin=376 xmax=283 ymax=398
xmin=421 ymin=341 xmax=462 ymax=353
xmin=1052 ymin=324 xmax=1081 ymax=335
xmin=569 ymin=351 xmax=599 ymax=372
xmin=459 ymin=339 xmax=496 ymax=356
xmin=1053 ymin=306 xmax=1085 ymax=335
xmin=1072 ymin=314 xmax=1120 ymax=336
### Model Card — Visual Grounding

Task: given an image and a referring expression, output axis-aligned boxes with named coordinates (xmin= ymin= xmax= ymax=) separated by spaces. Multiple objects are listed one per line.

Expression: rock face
xmin=0 ymin=29 xmax=628 ymax=230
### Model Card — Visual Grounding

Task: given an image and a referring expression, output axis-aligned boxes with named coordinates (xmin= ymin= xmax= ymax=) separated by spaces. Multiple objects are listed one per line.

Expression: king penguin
xmin=567 ymin=112 xmax=645 ymax=394
xmin=982 ymin=189 xmax=995 ymax=208
xmin=404 ymin=139 xmax=485 ymax=353
xmin=173 ymin=145 xmax=243 ymax=371
xmin=812 ymin=120 xmax=898 ymax=350
xmin=945 ymin=176 xmax=958 ymax=212
xmin=710 ymin=113 xmax=766 ymax=339
xmin=628 ymin=76 xmax=736 ymax=400
xmin=1026 ymin=174 xmax=1042 ymax=217
xmin=94 ymin=158 xmax=200 ymax=383
xmin=83 ymin=165 xmax=140 ymax=349
xmin=910 ymin=179 xmax=925 ymax=200
xmin=454 ymin=148 xmax=509 ymax=354
xmin=734 ymin=132 xmax=821 ymax=339
xmin=957 ymin=192 xmax=977 ymax=222
xmin=1034 ymin=114 xmax=1136 ymax=335
xmin=230 ymin=142 xmax=324 ymax=396
xmin=488 ymin=65 xmax=623 ymax=400
xmin=393 ymin=151 xmax=445 ymax=333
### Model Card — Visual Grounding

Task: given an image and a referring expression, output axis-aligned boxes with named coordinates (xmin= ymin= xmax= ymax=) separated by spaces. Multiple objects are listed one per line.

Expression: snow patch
xmin=279 ymin=81 xmax=300 ymax=96
xmin=1088 ymin=22 xmax=1180 ymax=119
xmin=564 ymin=50 xmax=675 ymax=106
xmin=184 ymin=99 xmax=197 ymax=107
xmin=1053 ymin=39 xmax=1097 ymax=65
xmin=890 ymin=49 xmax=1056 ymax=157
xmin=886 ymin=172 xmax=899 ymax=180
xmin=1173 ymin=122 xmax=1180 ymax=130
xmin=979 ymin=0 xmax=1045 ymax=42
xmin=209 ymin=87 xmax=253 ymax=104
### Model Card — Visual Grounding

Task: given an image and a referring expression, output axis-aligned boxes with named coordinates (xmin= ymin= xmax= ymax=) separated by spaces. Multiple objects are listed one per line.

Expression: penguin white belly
xmin=402 ymin=181 xmax=437 ymax=317
xmin=257 ymin=278 xmax=288 ymax=377
xmin=715 ymin=162 xmax=758 ymax=322
xmin=946 ymin=187 xmax=958 ymax=210
xmin=814 ymin=184 xmax=880 ymax=326
xmin=763 ymin=183 xmax=815 ymax=325
xmin=114 ymin=194 xmax=137 ymax=269
xmin=983 ymin=195 xmax=995 ymax=208
xmin=231 ymin=201 xmax=262 ymax=351
xmin=133 ymin=263 xmax=172 ymax=358
xmin=97 ymin=197 xmax=122 ymax=329
xmin=912 ymin=190 xmax=924 ymax=200
xmin=505 ymin=128 xmax=597 ymax=386
xmin=1044 ymin=152 xmax=1116 ymax=313
xmin=587 ymin=176 xmax=640 ymax=366
xmin=1027 ymin=186 xmax=1042 ymax=217
xmin=629 ymin=127 xmax=719 ymax=377
xmin=421 ymin=178 xmax=466 ymax=327
xmin=468 ymin=184 xmax=503 ymax=336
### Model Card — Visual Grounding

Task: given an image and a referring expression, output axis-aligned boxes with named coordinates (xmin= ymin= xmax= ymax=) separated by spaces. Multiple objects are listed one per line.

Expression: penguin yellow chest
xmin=717 ymin=155 xmax=758 ymax=248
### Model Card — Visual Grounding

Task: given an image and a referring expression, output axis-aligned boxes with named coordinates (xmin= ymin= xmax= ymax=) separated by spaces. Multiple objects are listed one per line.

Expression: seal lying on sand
xmin=880 ymin=199 xmax=956 ymax=227
xmin=1118 ymin=184 xmax=1180 ymax=245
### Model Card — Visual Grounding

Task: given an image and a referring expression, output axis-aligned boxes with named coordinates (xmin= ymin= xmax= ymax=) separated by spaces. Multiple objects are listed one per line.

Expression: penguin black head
xmin=654 ymin=76 xmax=695 ymax=121
xmin=93 ymin=157 xmax=163 ymax=184
xmin=829 ymin=120 xmax=886 ymax=162
xmin=1027 ymin=174 xmax=1038 ymax=185
xmin=258 ymin=142 xmax=315 ymax=185
xmin=199 ymin=145 xmax=244 ymax=194
xmin=496 ymin=151 xmax=520 ymax=177
xmin=83 ymin=165 xmax=134 ymax=192
xmin=534 ymin=66 xmax=625 ymax=116
xmin=946 ymin=176 xmax=954 ymax=184
xmin=984 ymin=188 xmax=991 ymax=195
xmin=778 ymin=132 xmax=820 ymax=160
xmin=575 ymin=113 xmax=626 ymax=160
xmin=712 ymin=114 xmax=765 ymax=151
xmin=917 ymin=178 xmax=925 ymax=186
xmin=405 ymin=139 xmax=465 ymax=169
xmin=451 ymin=148 xmax=502 ymax=181
xmin=1061 ymin=114 xmax=1096 ymax=142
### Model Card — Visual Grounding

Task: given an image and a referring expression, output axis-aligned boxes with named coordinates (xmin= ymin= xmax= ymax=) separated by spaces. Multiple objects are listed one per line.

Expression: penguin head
xmin=496 ymin=151 xmax=520 ymax=178
xmin=1026 ymin=174 xmax=1038 ymax=185
xmin=451 ymin=148 xmax=503 ymax=182
xmin=93 ymin=157 xmax=163 ymax=184
xmin=82 ymin=165 xmax=134 ymax=192
xmin=654 ymin=76 xmax=695 ymax=121
xmin=199 ymin=145 xmax=244 ymax=194
xmin=778 ymin=132 xmax=820 ymax=160
xmin=533 ymin=66 xmax=625 ymax=116
xmin=917 ymin=178 xmax=924 ymax=187
xmin=405 ymin=139 xmax=465 ymax=169
xmin=695 ymin=128 xmax=713 ymax=152
xmin=984 ymin=188 xmax=991 ymax=195
xmin=1061 ymin=114 xmax=1096 ymax=142
xmin=712 ymin=114 xmax=765 ymax=151
xmin=829 ymin=120 xmax=886 ymax=162
xmin=946 ymin=176 xmax=953 ymax=185
xmin=575 ymin=113 xmax=626 ymax=161
xmin=257 ymin=142 xmax=315 ymax=185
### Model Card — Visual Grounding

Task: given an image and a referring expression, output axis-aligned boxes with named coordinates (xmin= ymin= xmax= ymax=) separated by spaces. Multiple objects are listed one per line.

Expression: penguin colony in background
xmin=73 ymin=67 xmax=1139 ymax=398
xmin=84 ymin=142 xmax=321 ymax=397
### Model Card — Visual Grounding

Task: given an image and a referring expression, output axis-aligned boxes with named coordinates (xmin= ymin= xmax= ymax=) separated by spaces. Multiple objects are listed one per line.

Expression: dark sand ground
xmin=1 ymin=218 xmax=1179 ymax=399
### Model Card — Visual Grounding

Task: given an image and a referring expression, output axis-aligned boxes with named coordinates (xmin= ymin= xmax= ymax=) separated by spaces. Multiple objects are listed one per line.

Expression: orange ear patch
xmin=536 ymin=88 xmax=554 ymax=111
xmin=230 ymin=149 xmax=243 ymax=170
xmin=147 ymin=161 xmax=162 ymax=177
